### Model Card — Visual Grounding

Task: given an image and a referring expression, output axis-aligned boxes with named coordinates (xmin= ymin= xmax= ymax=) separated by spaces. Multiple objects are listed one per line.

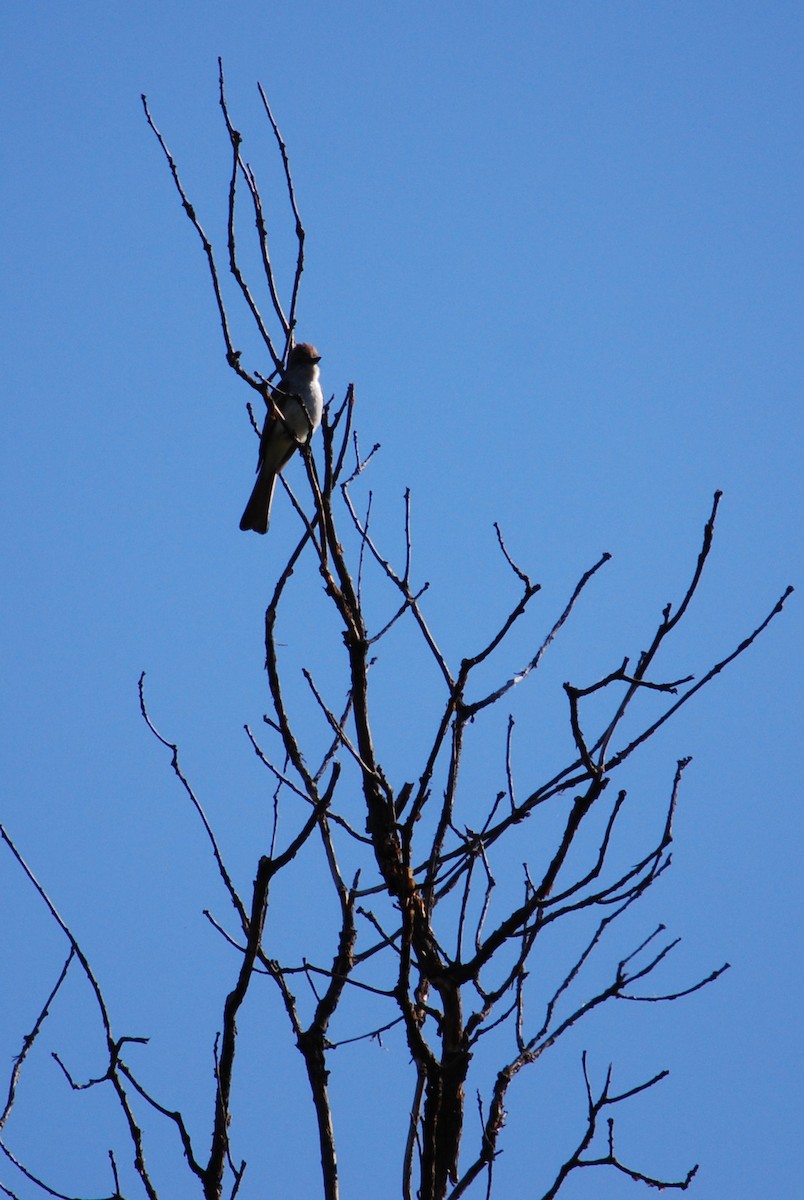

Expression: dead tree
xmin=0 ymin=64 xmax=793 ymax=1200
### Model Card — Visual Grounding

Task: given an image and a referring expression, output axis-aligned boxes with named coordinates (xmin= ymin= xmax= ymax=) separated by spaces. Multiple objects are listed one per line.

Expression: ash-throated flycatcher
xmin=239 ymin=342 xmax=323 ymax=534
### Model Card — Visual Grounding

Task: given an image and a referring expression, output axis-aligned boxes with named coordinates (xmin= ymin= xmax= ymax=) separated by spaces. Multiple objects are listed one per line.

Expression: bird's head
xmin=287 ymin=342 xmax=321 ymax=368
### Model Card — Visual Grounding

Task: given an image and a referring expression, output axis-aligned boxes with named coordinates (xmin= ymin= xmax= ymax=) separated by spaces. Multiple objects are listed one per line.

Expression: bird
xmin=239 ymin=342 xmax=323 ymax=534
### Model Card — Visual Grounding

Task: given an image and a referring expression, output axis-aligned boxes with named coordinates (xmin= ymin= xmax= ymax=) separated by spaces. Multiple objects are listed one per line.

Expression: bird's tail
xmin=239 ymin=470 xmax=277 ymax=534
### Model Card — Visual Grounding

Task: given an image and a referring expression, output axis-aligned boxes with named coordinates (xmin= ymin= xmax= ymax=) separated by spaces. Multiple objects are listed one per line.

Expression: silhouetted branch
xmin=538 ymin=1054 xmax=698 ymax=1199
xmin=0 ymin=949 xmax=74 ymax=1133
xmin=139 ymin=672 xmax=248 ymax=927
xmin=0 ymin=825 xmax=160 ymax=1200
xmin=141 ymin=92 xmax=263 ymax=392
xmin=218 ymin=60 xmax=283 ymax=368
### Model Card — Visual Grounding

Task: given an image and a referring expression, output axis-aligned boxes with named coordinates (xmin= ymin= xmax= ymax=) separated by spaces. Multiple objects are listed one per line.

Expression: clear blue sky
xmin=1 ymin=3 xmax=801 ymax=1198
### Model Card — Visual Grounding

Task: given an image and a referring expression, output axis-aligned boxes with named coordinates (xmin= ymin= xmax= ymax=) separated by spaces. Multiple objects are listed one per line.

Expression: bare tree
xmin=0 ymin=64 xmax=793 ymax=1200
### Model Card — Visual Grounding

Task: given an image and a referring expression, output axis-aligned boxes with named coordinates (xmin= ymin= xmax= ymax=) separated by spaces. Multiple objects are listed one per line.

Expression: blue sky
xmin=1 ymin=3 xmax=802 ymax=1198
